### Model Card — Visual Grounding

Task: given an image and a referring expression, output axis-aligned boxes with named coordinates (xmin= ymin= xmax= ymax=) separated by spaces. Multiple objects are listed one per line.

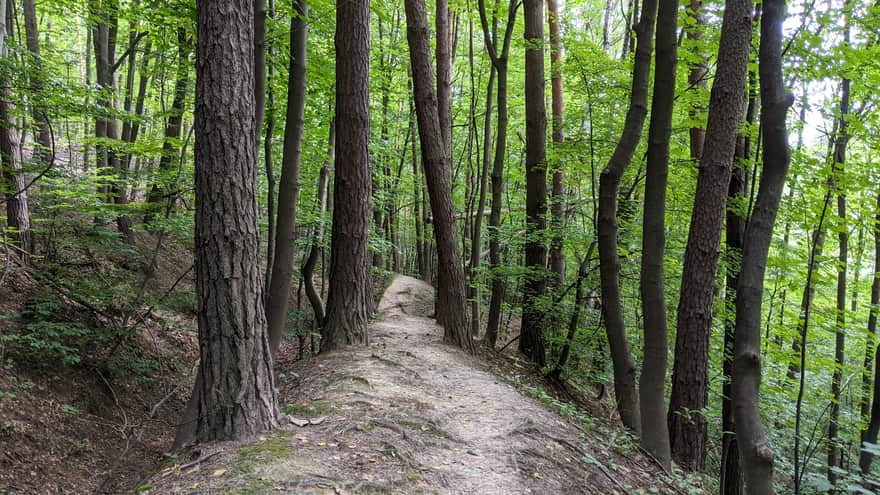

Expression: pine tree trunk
xmin=266 ymin=0 xmax=308 ymax=356
xmin=731 ymin=0 xmax=791 ymax=489
xmin=667 ymin=0 xmax=752 ymax=469
xmin=638 ymin=0 xmax=677 ymax=470
xmin=177 ymin=0 xmax=279 ymax=447
xmin=405 ymin=0 xmax=473 ymax=352
xmin=518 ymin=0 xmax=548 ymax=367
xmin=596 ymin=0 xmax=657 ymax=433
xmin=321 ymin=0 xmax=372 ymax=351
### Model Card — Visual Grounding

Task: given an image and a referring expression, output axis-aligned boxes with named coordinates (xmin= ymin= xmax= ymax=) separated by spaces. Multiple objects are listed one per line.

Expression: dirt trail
xmin=143 ymin=275 xmax=670 ymax=494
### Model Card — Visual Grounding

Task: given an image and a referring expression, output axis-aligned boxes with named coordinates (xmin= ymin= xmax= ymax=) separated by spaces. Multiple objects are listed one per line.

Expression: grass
xmin=281 ymin=400 xmax=333 ymax=418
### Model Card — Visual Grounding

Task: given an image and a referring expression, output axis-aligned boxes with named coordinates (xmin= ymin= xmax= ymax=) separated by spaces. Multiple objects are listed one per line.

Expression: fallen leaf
xmin=318 ymin=441 xmax=327 ymax=447
xmin=212 ymin=469 xmax=226 ymax=477
xmin=368 ymin=458 xmax=377 ymax=463
xmin=347 ymin=444 xmax=357 ymax=449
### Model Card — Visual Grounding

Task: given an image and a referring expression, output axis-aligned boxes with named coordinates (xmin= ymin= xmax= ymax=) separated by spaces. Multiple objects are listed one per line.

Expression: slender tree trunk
xmin=145 ymin=29 xmax=189 ymax=224
xmin=478 ymin=0 xmax=518 ymax=348
xmin=859 ymin=191 xmax=880 ymax=474
xmin=519 ymin=0 xmax=549 ymax=367
xmin=732 ymin=0 xmax=791 ymax=490
xmin=264 ymin=0 xmax=277 ymax=286
xmin=406 ymin=0 xmax=473 ymax=352
xmin=321 ymin=0 xmax=372 ymax=351
xmin=596 ymin=0 xmax=657 ymax=433
xmin=667 ymin=0 xmax=752 ymax=469
xmin=22 ymin=0 xmax=52 ymax=163
xmin=828 ymin=71 xmax=851 ymax=491
xmin=551 ymin=242 xmax=596 ymax=379
xmin=547 ymin=0 xmax=565 ymax=288
xmin=254 ymin=0 xmax=266 ymax=146
xmin=303 ymin=119 xmax=334 ymax=330
xmin=0 ymin=0 xmax=31 ymax=259
xmin=176 ymin=0 xmax=279 ymax=448
xmin=685 ymin=0 xmax=708 ymax=162
xmin=469 ymin=63 xmax=494 ymax=338
xmin=638 ymin=0 xmax=677 ymax=470
xmin=721 ymin=8 xmax=759 ymax=491
xmin=436 ymin=0 xmax=452 ymax=156
xmin=266 ymin=0 xmax=308 ymax=356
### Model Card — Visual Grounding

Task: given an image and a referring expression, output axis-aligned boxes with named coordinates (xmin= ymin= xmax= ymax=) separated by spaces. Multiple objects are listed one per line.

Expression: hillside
xmin=136 ymin=276 xmax=697 ymax=494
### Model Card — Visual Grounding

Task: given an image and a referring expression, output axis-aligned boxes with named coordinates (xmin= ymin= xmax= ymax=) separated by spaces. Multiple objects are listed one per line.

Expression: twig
xmin=179 ymin=450 xmax=222 ymax=470
xmin=498 ymin=334 xmax=520 ymax=353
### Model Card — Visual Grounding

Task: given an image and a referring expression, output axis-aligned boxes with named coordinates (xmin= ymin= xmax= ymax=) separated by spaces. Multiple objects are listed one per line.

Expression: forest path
xmin=144 ymin=275 xmax=667 ymax=494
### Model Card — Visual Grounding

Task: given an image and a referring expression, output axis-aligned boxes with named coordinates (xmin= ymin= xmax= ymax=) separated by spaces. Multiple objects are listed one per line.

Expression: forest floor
xmin=137 ymin=275 xmax=694 ymax=495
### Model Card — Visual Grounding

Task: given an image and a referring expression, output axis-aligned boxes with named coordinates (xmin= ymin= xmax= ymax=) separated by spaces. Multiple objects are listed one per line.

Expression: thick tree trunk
xmin=596 ymin=0 xmax=657 ymax=433
xmin=178 ymin=0 xmax=279 ymax=447
xmin=638 ymin=0 xmax=677 ymax=470
xmin=321 ymin=0 xmax=372 ymax=351
xmin=0 ymin=0 xmax=31 ymax=259
xmin=667 ymin=0 xmax=752 ymax=469
xmin=731 ymin=0 xmax=791 ymax=490
xmin=860 ymin=191 xmax=880 ymax=474
xmin=146 ymin=28 xmax=189 ymax=223
xmin=547 ymin=0 xmax=565 ymax=287
xmin=266 ymin=0 xmax=308 ymax=356
xmin=518 ymin=0 xmax=548 ymax=367
xmin=478 ymin=0 xmax=517 ymax=348
xmin=406 ymin=0 xmax=473 ymax=352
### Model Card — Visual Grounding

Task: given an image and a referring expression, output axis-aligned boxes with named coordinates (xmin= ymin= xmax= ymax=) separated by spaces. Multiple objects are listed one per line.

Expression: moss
xmin=281 ymin=400 xmax=333 ymax=418
xmin=236 ymin=437 xmax=291 ymax=475
xmin=135 ymin=482 xmax=156 ymax=493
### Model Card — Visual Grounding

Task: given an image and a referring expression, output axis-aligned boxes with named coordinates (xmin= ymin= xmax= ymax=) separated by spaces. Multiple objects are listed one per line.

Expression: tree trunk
xmin=731 ymin=0 xmax=791 ymax=489
xmin=547 ymin=0 xmax=565 ymax=288
xmin=828 ymin=71 xmax=851 ymax=491
xmin=0 ymin=0 xmax=31 ymax=259
xmin=264 ymin=0 xmax=277 ymax=287
xmin=638 ymin=0 xmax=677 ymax=470
xmin=859 ymin=191 xmax=880 ymax=474
xmin=518 ymin=0 xmax=548 ymax=367
xmin=254 ymin=0 xmax=266 ymax=146
xmin=146 ymin=28 xmax=189 ymax=224
xmin=303 ymin=118 xmax=334 ymax=330
xmin=405 ymin=0 xmax=473 ymax=352
xmin=477 ymin=0 xmax=518 ymax=348
xmin=469 ymin=63 xmax=494 ymax=338
xmin=721 ymin=7 xmax=759 ymax=491
xmin=685 ymin=0 xmax=708 ymax=162
xmin=22 ymin=0 xmax=52 ymax=164
xmin=436 ymin=0 xmax=452 ymax=157
xmin=321 ymin=0 xmax=372 ymax=351
xmin=596 ymin=0 xmax=657 ymax=433
xmin=177 ymin=0 xmax=279 ymax=447
xmin=667 ymin=0 xmax=752 ymax=469
xmin=265 ymin=0 xmax=308 ymax=356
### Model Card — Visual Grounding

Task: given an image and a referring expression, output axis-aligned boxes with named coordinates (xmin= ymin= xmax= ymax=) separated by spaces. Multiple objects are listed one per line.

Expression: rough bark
xmin=860 ymin=191 xmax=880 ymax=474
xmin=266 ymin=0 xmax=308 ymax=356
xmin=405 ymin=0 xmax=473 ymax=352
xmin=518 ymin=0 xmax=548 ymax=367
xmin=667 ymin=0 xmax=752 ymax=469
xmin=638 ymin=0 xmax=677 ymax=470
xmin=596 ymin=0 xmax=657 ymax=433
xmin=0 ymin=0 xmax=31 ymax=259
xmin=731 ymin=0 xmax=791 ymax=490
xmin=547 ymin=0 xmax=565 ymax=287
xmin=477 ymin=0 xmax=518 ymax=348
xmin=177 ymin=0 xmax=279 ymax=447
xmin=321 ymin=0 xmax=372 ymax=351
